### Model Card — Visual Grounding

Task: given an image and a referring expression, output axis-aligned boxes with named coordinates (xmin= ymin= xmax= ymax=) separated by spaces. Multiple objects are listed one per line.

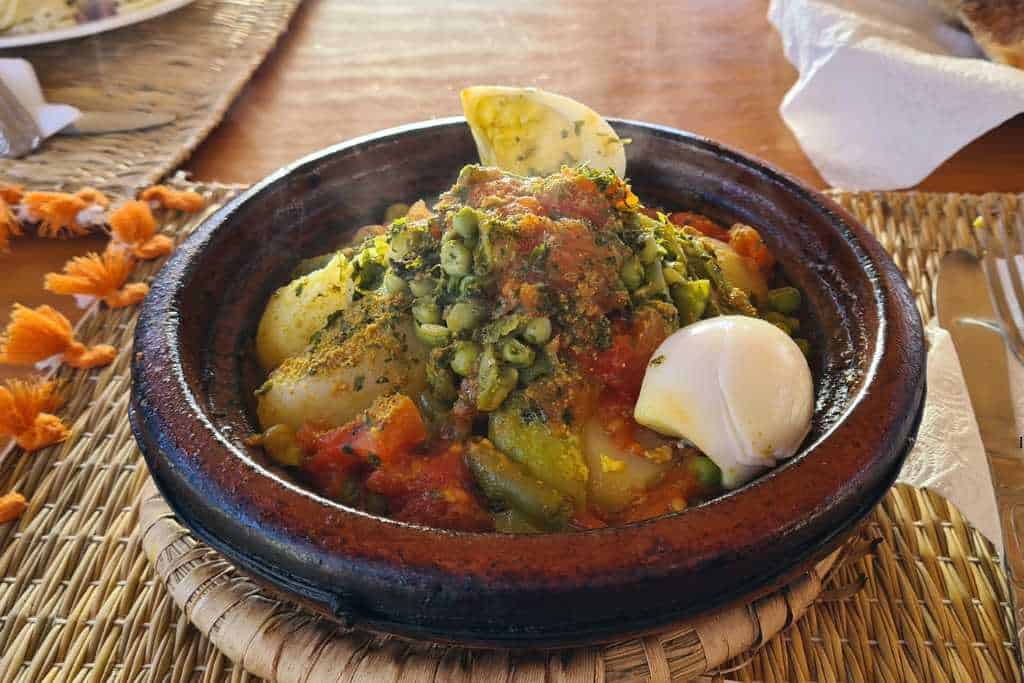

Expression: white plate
xmin=0 ymin=0 xmax=196 ymax=49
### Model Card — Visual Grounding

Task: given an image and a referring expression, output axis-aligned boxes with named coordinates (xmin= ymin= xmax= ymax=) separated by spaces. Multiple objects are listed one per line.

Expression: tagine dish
xmin=250 ymin=87 xmax=815 ymax=534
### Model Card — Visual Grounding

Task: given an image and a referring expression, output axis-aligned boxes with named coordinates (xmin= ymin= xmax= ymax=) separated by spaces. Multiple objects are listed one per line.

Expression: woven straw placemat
xmin=0 ymin=186 xmax=1020 ymax=683
xmin=0 ymin=0 xmax=302 ymax=197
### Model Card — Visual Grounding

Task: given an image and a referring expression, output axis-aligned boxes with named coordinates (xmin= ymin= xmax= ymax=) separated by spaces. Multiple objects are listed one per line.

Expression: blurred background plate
xmin=0 ymin=0 xmax=195 ymax=49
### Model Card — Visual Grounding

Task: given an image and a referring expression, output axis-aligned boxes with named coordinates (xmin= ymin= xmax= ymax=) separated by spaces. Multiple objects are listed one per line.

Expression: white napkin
xmin=767 ymin=0 xmax=1024 ymax=190
xmin=897 ymin=320 xmax=1003 ymax=554
xmin=0 ymin=57 xmax=79 ymax=140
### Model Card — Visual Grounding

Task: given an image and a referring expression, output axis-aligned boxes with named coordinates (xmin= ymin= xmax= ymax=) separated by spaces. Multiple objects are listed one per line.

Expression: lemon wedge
xmin=461 ymin=86 xmax=626 ymax=177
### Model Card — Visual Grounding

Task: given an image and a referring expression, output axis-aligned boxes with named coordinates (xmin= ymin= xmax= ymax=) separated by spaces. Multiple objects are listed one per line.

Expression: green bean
xmin=441 ymin=240 xmax=473 ymax=276
xmin=458 ymin=275 xmax=483 ymax=297
xmin=445 ymin=301 xmax=482 ymax=334
xmin=634 ymin=260 xmax=668 ymax=300
xmin=383 ymin=202 xmax=409 ymax=224
xmin=388 ymin=230 xmax=414 ymax=259
xmin=354 ymin=262 xmax=383 ymax=290
xmin=620 ymin=255 xmax=644 ymax=291
xmin=450 ymin=341 xmax=481 ymax=376
xmin=409 ymin=276 xmax=439 ymax=297
xmin=638 ymin=234 xmax=661 ymax=264
xmin=261 ymin=424 xmax=304 ymax=467
xmin=501 ymin=338 xmax=536 ymax=367
xmin=671 ymin=279 xmax=711 ymax=325
xmin=412 ymin=298 xmax=442 ymax=324
xmin=522 ymin=317 xmax=552 ymax=346
xmin=415 ymin=322 xmax=451 ymax=347
xmin=687 ymin=454 xmax=722 ymax=489
xmin=492 ymin=508 xmax=543 ymax=534
xmin=465 ymin=439 xmax=572 ymax=530
xmin=452 ymin=206 xmax=479 ymax=242
xmin=785 ymin=316 xmax=801 ymax=333
xmin=767 ymin=286 xmax=801 ymax=314
xmin=794 ymin=338 xmax=811 ymax=356
xmin=476 ymin=347 xmax=518 ymax=411
xmin=383 ymin=270 xmax=407 ymax=294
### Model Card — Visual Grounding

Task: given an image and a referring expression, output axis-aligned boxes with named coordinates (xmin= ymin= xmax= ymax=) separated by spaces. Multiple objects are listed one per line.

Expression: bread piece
xmin=930 ymin=0 xmax=1024 ymax=68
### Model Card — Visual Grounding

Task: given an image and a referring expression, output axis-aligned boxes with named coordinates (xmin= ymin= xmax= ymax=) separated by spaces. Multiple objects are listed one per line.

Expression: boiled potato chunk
xmin=256 ymin=252 xmax=354 ymax=371
xmin=257 ymin=315 xmax=429 ymax=432
xmin=704 ymin=238 xmax=768 ymax=304
xmin=583 ymin=417 xmax=674 ymax=512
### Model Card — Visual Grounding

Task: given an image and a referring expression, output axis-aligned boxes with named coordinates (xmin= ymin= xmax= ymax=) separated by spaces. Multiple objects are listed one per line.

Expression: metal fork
xmin=974 ymin=215 xmax=1024 ymax=366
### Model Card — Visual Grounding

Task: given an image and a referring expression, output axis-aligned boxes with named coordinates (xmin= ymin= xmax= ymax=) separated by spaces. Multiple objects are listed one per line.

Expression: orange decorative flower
xmin=140 ymin=185 xmax=205 ymax=212
xmin=21 ymin=191 xmax=91 ymax=238
xmin=109 ymin=200 xmax=173 ymax=259
xmin=0 ymin=378 xmax=68 ymax=452
xmin=45 ymin=245 xmax=148 ymax=308
xmin=0 ymin=304 xmax=116 ymax=369
xmin=0 ymin=184 xmax=23 ymax=204
xmin=0 ymin=492 xmax=27 ymax=524
xmin=74 ymin=187 xmax=110 ymax=208
xmin=0 ymin=196 xmax=23 ymax=253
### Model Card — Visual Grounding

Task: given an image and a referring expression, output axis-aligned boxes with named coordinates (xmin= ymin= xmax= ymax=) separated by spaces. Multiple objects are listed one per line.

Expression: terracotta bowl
xmin=130 ymin=118 xmax=925 ymax=648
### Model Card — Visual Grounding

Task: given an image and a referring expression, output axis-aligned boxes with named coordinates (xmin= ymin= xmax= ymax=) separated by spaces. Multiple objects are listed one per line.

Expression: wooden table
xmin=3 ymin=0 xmax=1024 ymax=381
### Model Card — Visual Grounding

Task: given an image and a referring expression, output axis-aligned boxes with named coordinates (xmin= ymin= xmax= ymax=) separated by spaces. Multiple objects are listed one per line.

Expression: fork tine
xmin=996 ymin=213 xmax=1024 ymax=335
xmin=975 ymin=219 xmax=1024 ymax=364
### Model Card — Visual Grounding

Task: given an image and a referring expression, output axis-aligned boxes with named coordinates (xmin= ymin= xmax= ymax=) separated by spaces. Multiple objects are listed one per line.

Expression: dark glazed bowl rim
xmin=131 ymin=117 xmax=926 ymax=646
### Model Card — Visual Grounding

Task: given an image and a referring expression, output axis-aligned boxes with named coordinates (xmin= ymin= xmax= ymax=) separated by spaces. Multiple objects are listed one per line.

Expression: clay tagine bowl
xmin=130 ymin=118 xmax=926 ymax=648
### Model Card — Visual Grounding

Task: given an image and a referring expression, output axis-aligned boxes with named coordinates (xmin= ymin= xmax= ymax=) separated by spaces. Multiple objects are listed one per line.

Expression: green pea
xmin=671 ymin=279 xmax=711 ymax=325
xmin=451 ymin=341 xmax=481 ymax=376
xmin=441 ymin=240 xmax=472 ymax=276
xmin=662 ymin=264 xmax=685 ymax=286
xmin=459 ymin=275 xmax=483 ymax=297
xmin=415 ymin=323 xmax=451 ymax=347
xmin=409 ymin=276 xmax=439 ymax=297
xmin=688 ymin=455 xmax=722 ymax=489
xmin=794 ymin=338 xmax=811 ymax=356
xmin=412 ymin=298 xmax=442 ymax=324
xmin=476 ymin=348 xmax=518 ymax=411
xmin=501 ymin=338 xmax=536 ymax=367
xmin=453 ymin=206 xmax=479 ymax=242
xmin=522 ymin=317 xmax=552 ymax=346
xmin=383 ymin=270 xmax=407 ymax=294
xmin=389 ymin=230 xmax=414 ymax=259
xmin=767 ymin=286 xmax=801 ymax=314
xmin=445 ymin=301 xmax=482 ymax=334
xmin=620 ymin=255 xmax=644 ymax=291
xmin=638 ymin=234 xmax=661 ymax=264
xmin=383 ymin=202 xmax=409 ymax=224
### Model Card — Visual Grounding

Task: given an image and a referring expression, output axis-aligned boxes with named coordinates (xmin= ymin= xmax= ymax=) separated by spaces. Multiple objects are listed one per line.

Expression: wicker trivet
xmin=0 ymin=0 xmax=303 ymax=198
xmin=0 ymin=185 xmax=1019 ymax=682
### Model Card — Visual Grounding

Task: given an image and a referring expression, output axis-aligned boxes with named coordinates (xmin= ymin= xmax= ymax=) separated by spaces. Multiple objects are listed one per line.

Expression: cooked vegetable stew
xmin=252 ymin=165 xmax=806 ymax=532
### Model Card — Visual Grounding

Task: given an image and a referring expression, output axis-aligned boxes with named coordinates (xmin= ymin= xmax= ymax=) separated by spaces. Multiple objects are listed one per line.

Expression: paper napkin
xmin=0 ymin=57 xmax=79 ymax=150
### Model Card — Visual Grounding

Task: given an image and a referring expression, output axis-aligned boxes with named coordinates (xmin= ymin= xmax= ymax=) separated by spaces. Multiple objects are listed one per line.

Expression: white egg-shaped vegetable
xmin=633 ymin=316 xmax=813 ymax=489
xmin=255 ymin=252 xmax=354 ymax=371
xmin=461 ymin=86 xmax=626 ymax=177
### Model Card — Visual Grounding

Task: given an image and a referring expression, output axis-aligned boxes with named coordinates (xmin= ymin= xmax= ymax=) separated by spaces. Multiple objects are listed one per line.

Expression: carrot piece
xmin=109 ymin=200 xmax=173 ymax=260
xmin=139 ymin=185 xmax=206 ymax=212
xmin=0 ymin=378 xmax=68 ymax=451
xmin=0 ymin=196 xmax=23 ymax=253
xmin=44 ymin=245 xmax=148 ymax=308
xmin=0 ymin=184 xmax=23 ymax=204
xmin=21 ymin=191 xmax=92 ymax=238
xmin=74 ymin=187 xmax=110 ymax=208
xmin=0 ymin=492 xmax=27 ymax=524
xmin=728 ymin=223 xmax=775 ymax=271
xmin=0 ymin=304 xmax=116 ymax=369
xmin=670 ymin=211 xmax=731 ymax=241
